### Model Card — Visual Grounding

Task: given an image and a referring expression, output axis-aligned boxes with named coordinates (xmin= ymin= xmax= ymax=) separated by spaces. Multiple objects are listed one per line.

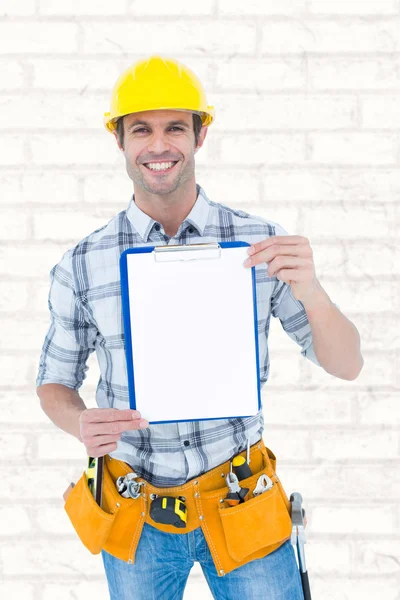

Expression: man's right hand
xmin=78 ymin=408 xmax=149 ymax=457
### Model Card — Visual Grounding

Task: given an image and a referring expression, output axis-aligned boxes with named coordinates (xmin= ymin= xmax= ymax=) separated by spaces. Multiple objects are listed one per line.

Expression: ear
xmin=113 ymin=130 xmax=124 ymax=152
xmin=195 ymin=126 xmax=208 ymax=153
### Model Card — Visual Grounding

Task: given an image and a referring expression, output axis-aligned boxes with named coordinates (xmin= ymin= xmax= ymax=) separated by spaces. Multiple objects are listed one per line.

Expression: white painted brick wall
xmin=1 ymin=2 xmax=398 ymax=598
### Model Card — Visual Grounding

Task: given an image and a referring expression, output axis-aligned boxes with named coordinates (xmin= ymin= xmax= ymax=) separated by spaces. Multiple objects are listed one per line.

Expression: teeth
xmin=146 ymin=161 xmax=176 ymax=171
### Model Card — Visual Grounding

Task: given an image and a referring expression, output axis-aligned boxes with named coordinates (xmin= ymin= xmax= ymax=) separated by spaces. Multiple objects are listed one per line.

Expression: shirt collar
xmin=126 ymin=183 xmax=210 ymax=242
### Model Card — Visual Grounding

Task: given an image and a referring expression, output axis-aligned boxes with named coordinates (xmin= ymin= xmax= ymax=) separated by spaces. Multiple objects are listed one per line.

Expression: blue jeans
xmin=101 ymin=523 xmax=304 ymax=599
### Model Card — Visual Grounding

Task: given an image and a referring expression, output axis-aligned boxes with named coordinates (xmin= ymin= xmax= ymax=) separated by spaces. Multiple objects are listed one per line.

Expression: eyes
xmin=132 ymin=127 xmax=184 ymax=134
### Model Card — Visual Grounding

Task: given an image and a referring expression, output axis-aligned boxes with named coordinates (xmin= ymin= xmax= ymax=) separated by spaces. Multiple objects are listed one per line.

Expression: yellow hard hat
xmin=104 ymin=55 xmax=215 ymax=133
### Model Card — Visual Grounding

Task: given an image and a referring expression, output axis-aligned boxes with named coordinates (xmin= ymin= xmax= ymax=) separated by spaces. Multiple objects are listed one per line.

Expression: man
xmin=36 ymin=55 xmax=363 ymax=599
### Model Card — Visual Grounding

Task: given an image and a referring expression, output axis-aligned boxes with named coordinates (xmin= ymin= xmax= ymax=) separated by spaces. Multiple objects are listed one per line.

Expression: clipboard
xmin=120 ymin=242 xmax=261 ymax=424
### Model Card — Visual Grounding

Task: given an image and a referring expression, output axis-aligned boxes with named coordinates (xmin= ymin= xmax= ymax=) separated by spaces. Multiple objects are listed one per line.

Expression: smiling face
xmin=113 ymin=109 xmax=208 ymax=197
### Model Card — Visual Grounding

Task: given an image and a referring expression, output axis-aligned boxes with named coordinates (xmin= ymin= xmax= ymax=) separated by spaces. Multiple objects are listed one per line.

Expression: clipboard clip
xmin=153 ymin=243 xmax=221 ymax=262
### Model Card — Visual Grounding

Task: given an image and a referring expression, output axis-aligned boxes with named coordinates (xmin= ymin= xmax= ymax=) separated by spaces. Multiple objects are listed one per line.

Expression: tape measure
xmin=150 ymin=496 xmax=187 ymax=528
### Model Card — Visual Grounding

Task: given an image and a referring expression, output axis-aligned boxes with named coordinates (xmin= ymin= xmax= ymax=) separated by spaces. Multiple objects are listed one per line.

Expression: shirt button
xmin=154 ymin=224 xmax=160 ymax=231
xmin=188 ymin=227 xmax=194 ymax=233
xmin=183 ymin=440 xmax=190 ymax=447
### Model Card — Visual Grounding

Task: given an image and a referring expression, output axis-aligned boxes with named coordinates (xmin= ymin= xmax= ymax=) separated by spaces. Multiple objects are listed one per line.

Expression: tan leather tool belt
xmin=63 ymin=438 xmax=292 ymax=577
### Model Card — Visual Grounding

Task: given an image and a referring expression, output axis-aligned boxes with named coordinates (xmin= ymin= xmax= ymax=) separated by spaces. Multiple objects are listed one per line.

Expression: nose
xmin=147 ymin=130 xmax=171 ymax=155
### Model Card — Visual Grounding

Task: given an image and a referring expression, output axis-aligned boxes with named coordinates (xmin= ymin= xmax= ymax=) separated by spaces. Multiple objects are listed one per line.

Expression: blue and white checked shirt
xmin=36 ymin=183 xmax=330 ymax=486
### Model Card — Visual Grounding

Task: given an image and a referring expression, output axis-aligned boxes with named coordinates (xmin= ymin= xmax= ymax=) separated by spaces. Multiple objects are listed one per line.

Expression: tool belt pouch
xmin=63 ymin=470 xmax=116 ymax=554
xmin=212 ymin=446 xmax=292 ymax=564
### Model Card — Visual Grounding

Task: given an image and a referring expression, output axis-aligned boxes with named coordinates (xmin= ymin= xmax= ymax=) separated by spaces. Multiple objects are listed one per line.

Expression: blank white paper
xmin=125 ymin=245 xmax=259 ymax=423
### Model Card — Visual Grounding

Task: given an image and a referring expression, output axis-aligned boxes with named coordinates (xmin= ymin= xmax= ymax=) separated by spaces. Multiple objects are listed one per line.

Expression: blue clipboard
xmin=120 ymin=241 xmax=261 ymax=424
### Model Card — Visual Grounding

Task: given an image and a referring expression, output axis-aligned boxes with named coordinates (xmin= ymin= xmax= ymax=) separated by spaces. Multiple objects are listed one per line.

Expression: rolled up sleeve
xmin=36 ymin=250 xmax=97 ymax=390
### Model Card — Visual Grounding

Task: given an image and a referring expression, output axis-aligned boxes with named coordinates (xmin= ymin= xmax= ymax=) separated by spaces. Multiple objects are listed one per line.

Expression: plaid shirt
xmin=36 ymin=183 xmax=332 ymax=486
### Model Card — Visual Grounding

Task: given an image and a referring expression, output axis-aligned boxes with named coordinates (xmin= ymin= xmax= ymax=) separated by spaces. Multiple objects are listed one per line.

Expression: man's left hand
xmin=243 ymin=235 xmax=320 ymax=305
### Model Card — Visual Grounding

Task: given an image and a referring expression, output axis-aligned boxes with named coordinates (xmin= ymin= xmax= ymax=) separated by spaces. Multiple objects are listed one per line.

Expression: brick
xmin=33 ymin=282 xmax=51 ymax=313
xmin=37 ymin=431 xmax=86 ymax=460
xmin=311 ymin=244 xmax=346 ymax=278
xmin=305 ymin=540 xmax=352 ymax=573
xmin=220 ymin=133 xmax=305 ymax=165
xmin=261 ymin=428 xmax=310 ymax=461
xmin=0 ymin=60 xmax=24 ymax=88
xmin=357 ymin=540 xmax=400 ymax=574
xmin=128 ymin=0 xmax=214 ymax=15
xmin=0 ymin=175 xmax=21 ymax=204
xmin=83 ymin=173 xmax=133 ymax=204
xmin=26 ymin=173 xmax=80 ymax=204
xmin=0 ymin=94 xmax=106 ymax=130
xmin=311 ymin=578 xmax=399 ymax=600
xmin=0 ymin=433 xmax=28 ymax=459
xmin=0 ymin=316 xmax=60 ymax=351
xmin=305 ymin=352 xmax=394 ymax=387
xmin=0 ymin=584 xmax=34 ymax=600
xmin=0 ymin=209 xmax=29 ymax=240
xmin=281 ymin=463 xmax=400 ymax=499
xmin=0 ymin=244 xmax=71 ymax=278
xmin=263 ymin=390 xmax=352 ymax=426
xmin=261 ymin=20 xmax=400 ymax=54
xmin=32 ymin=58 xmax=212 ymax=92
xmin=351 ymin=314 xmax=398 ymax=351
xmin=0 ymin=506 xmax=32 ymax=534
xmin=264 ymin=352 xmax=302 ymax=384
xmin=83 ymin=22 xmax=256 ymax=55
xmin=36 ymin=505 xmax=80 ymax=535
xmin=30 ymin=133 xmax=120 ymax=166
xmin=0 ymin=282 xmax=28 ymax=311
xmin=1 ymin=0 xmax=35 ymax=15
xmin=302 ymin=203 xmax=396 ymax=238
xmin=347 ymin=243 xmax=397 ymax=278
xmin=309 ymin=56 xmax=400 ymax=90
xmin=216 ymin=58 xmax=306 ymax=91
xmin=0 ymin=466 xmax=83 ymax=500
xmin=0 ymin=173 xmax=79 ymax=205
xmin=0 ymin=392 xmax=49 ymax=423
xmin=219 ymin=0 xmax=307 ymax=15
xmin=358 ymin=392 xmax=400 ymax=425
xmin=33 ymin=209 xmax=111 ymax=242
xmin=32 ymin=58 xmax=124 ymax=90
xmin=262 ymin=168 xmax=400 ymax=203
xmin=212 ymin=93 xmax=357 ymax=131
xmin=363 ymin=94 xmax=400 ymax=128
xmin=308 ymin=0 xmax=398 ymax=14
xmin=195 ymin=169 xmax=261 ymax=205
xmin=0 ymin=134 xmax=25 ymax=165
xmin=40 ymin=0 xmax=126 ymax=15
xmin=43 ymin=583 xmax=110 ymax=600
xmin=316 ymin=281 xmax=396 ymax=313
xmin=0 ymin=23 xmax=77 ymax=53
xmin=309 ymin=133 xmax=397 ymax=165
xmin=0 ymin=355 xmax=30 ymax=386
xmin=312 ymin=429 xmax=399 ymax=460
xmin=0 ymin=540 xmax=104 ymax=576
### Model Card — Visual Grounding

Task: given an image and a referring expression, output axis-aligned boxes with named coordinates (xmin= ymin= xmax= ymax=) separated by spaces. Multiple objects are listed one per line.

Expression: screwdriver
xmin=232 ymin=437 xmax=252 ymax=481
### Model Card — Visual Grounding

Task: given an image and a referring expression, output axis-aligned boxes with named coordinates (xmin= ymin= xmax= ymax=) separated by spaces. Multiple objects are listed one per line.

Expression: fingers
xmin=79 ymin=408 xmax=150 ymax=457
xmin=80 ymin=408 xmax=141 ymax=423
xmin=86 ymin=442 xmax=118 ymax=458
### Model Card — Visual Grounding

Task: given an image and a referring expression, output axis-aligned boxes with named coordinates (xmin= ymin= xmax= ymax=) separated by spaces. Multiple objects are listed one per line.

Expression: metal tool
xmin=116 ymin=472 xmax=143 ymax=499
xmin=223 ymin=472 xmax=250 ymax=506
xmin=252 ymin=474 xmax=273 ymax=496
xmin=290 ymin=492 xmax=312 ymax=600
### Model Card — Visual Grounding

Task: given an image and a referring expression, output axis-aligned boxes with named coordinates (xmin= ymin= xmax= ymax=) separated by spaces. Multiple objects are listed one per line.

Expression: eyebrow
xmin=127 ymin=119 xmax=190 ymax=131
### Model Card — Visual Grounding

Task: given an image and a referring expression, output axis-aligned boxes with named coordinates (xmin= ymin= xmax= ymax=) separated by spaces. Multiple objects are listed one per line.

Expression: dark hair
xmin=116 ymin=113 xmax=203 ymax=149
